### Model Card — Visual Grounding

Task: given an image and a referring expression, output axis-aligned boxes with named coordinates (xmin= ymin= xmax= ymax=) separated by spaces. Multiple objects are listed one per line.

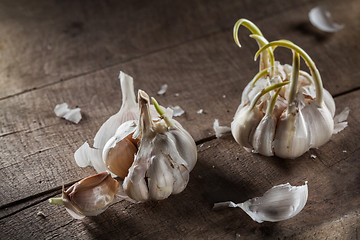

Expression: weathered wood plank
xmin=0 ymin=0 xmax=315 ymax=100
xmin=1 ymin=90 xmax=359 ymax=240
xmin=1 ymin=0 xmax=359 ymax=208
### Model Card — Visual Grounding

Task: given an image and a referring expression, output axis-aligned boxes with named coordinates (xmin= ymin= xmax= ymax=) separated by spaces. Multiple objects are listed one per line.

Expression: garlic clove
xmin=231 ymin=106 xmax=263 ymax=148
xmin=301 ymin=102 xmax=334 ymax=148
xmin=49 ymin=172 xmax=119 ymax=219
xmin=74 ymin=142 xmax=106 ymax=173
xmin=273 ymin=110 xmax=310 ymax=159
xmin=323 ymin=89 xmax=336 ymax=117
xmin=238 ymin=182 xmax=308 ymax=223
xmin=147 ymin=154 xmax=174 ymax=200
xmin=105 ymin=137 xmax=137 ymax=178
xmin=93 ymin=71 xmax=139 ymax=149
xmin=102 ymin=120 xmax=138 ymax=177
xmin=251 ymin=115 xmax=275 ymax=156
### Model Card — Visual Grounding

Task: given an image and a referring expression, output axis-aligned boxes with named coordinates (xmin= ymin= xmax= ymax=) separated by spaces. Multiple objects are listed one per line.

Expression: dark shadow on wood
xmin=291 ymin=21 xmax=331 ymax=42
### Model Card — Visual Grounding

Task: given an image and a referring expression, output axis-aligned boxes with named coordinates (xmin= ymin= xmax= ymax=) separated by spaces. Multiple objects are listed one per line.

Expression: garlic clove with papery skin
xmin=48 ymin=172 xmax=119 ymax=219
xmin=301 ymin=102 xmax=334 ymax=148
xmin=251 ymin=115 xmax=276 ymax=156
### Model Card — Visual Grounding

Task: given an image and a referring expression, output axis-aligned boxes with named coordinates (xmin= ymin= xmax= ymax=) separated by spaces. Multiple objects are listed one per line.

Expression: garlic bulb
xmin=103 ymin=90 xmax=197 ymax=202
xmin=214 ymin=182 xmax=308 ymax=223
xmin=231 ymin=19 xmax=336 ymax=159
xmin=49 ymin=172 xmax=119 ymax=219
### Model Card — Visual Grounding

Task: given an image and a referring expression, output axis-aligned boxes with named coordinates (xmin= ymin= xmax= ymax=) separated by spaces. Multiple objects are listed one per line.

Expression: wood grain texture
xmin=1 ymin=90 xmax=359 ymax=240
xmin=1 ymin=0 xmax=359 ymax=208
xmin=0 ymin=0 xmax=315 ymax=100
xmin=1 ymin=0 xmax=360 ymax=238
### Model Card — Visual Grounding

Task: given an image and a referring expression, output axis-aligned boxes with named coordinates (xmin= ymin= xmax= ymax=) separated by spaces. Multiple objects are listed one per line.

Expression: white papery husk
xmin=309 ymin=6 xmax=344 ymax=33
xmin=214 ymin=182 xmax=308 ymax=223
xmin=74 ymin=71 xmax=172 ymax=174
xmin=54 ymin=103 xmax=82 ymax=124
xmin=104 ymin=90 xmax=197 ymax=202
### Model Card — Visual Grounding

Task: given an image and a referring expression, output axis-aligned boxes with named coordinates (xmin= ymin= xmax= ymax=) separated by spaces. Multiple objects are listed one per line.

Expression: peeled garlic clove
xmin=231 ymin=106 xmax=263 ymax=148
xmin=49 ymin=172 xmax=119 ymax=219
xmin=239 ymin=182 xmax=308 ymax=223
xmin=301 ymin=102 xmax=334 ymax=148
xmin=274 ymin=110 xmax=310 ymax=159
xmin=251 ymin=115 xmax=275 ymax=156
xmin=102 ymin=120 xmax=138 ymax=178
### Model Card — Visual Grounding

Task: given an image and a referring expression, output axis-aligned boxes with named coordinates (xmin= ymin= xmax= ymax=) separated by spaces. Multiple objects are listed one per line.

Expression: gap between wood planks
xmin=0 ymin=0 xmax=313 ymax=103
xmin=1 ymin=87 xmax=358 ymax=220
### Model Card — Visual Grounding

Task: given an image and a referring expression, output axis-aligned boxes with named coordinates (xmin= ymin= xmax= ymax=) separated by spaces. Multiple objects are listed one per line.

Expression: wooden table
xmin=1 ymin=0 xmax=359 ymax=239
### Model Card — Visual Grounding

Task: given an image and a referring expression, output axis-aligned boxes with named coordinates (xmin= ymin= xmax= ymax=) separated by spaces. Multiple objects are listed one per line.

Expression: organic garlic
xmin=49 ymin=172 xmax=119 ymax=219
xmin=103 ymin=90 xmax=197 ymax=202
xmin=231 ymin=19 xmax=337 ymax=158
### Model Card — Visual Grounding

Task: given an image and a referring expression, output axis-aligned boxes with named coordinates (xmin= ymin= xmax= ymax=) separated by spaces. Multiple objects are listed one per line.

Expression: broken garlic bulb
xmin=231 ymin=19 xmax=336 ymax=159
xmin=74 ymin=71 xmax=172 ymax=174
xmin=49 ymin=172 xmax=119 ymax=219
xmin=103 ymin=90 xmax=197 ymax=202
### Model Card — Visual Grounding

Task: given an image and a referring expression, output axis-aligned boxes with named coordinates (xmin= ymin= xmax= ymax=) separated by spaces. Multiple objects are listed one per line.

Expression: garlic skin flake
xmin=103 ymin=90 xmax=197 ymax=202
xmin=231 ymin=19 xmax=338 ymax=159
xmin=49 ymin=172 xmax=119 ymax=219
xmin=213 ymin=119 xmax=231 ymax=138
xmin=54 ymin=103 xmax=82 ymax=124
xmin=309 ymin=6 xmax=344 ymax=33
xmin=214 ymin=182 xmax=308 ymax=223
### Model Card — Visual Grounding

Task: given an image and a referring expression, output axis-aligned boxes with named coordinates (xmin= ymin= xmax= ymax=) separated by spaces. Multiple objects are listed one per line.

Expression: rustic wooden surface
xmin=0 ymin=0 xmax=359 ymax=239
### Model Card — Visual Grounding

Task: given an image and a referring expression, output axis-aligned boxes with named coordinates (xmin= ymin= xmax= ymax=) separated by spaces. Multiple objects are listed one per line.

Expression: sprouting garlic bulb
xmin=102 ymin=90 xmax=197 ymax=202
xmin=231 ymin=19 xmax=336 ymax=159
xmin=49 ymin=172 xmax=119 ymax=219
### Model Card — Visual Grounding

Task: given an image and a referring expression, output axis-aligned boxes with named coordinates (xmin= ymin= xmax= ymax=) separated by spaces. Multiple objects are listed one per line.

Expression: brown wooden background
xmin=1 ymin=0 xmax=359 ymax=239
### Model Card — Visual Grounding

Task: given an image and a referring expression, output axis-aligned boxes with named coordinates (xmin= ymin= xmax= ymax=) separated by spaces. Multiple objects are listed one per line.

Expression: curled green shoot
xmin=251 ymin=67 xmax=270 ymax=87
xmin=250 ymin=81 xmax=290 ymax=110
xmin=233 ymin=19 xmax=263 ymax=48
xmin=266 ymin=88 xmax=282 ymax=116
xmin=151 ymin=97 xmax=173 ymax=127
xmin=233 ymin=19 xmax=274 ymax=71
xmin=254 ymin=40 xmax=323 ymax=104
xmin=250 ymin=34 xmax=275 ymax=70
